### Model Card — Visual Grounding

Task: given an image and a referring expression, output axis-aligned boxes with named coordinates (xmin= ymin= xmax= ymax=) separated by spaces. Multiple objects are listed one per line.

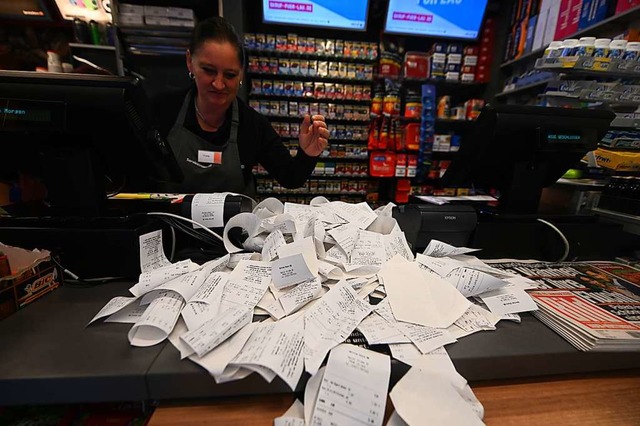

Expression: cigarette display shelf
xmin=263 ymin=115 xmax=370 ymax=124
xmin=249 ymin=93 xmax=371 ymax=105
xmin=247 ymin=72 xmax=372 ymax=85
xmin=316 ymin=157 xmax=369 ymax=162
xmin=256 ymin=190 xmax=367 ymax=197
xmin=246 ymin=49 xmax=376 ymax=64
xmin=535 ymin=57 xmax=640 ymax=79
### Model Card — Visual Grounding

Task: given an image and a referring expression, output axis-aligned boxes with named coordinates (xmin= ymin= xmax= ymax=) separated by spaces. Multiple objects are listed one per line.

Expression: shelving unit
xmin=245 ymin=33 xmax=377 ymax=203
xmin=501 ymin=6 xmax=640 ymax=69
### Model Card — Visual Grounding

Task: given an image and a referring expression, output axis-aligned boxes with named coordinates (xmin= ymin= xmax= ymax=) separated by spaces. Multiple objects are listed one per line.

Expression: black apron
xmin=166 ymin=90 xmax=255 ymax=196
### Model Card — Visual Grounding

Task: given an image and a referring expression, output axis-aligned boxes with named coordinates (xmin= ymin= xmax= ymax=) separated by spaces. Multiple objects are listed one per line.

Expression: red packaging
xmin=369 ymin=151 xmax=396 ymax=177
xmin=554 ymin=0 xmax=583 ymax=40
xmin=616 ymin=0 xmax=640 ymax=13
xmin=395 ymin=154 xmax=407 ymax=177
xmin=407 ymin=155 xmax=417 ymax=177
xmin=397 ymin=178 xmax=411 ymax=191
xmin=404 ymin=123 xmax=421 ymax=150
xmin=463 ymin=46 xmax=478 ymax=56
xmin=403 ymin=52 xmax=430 ymax=78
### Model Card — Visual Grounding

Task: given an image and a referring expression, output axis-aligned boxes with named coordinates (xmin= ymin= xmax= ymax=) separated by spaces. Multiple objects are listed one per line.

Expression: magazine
xmin=488 ymin=261 xmax=640 ymax=351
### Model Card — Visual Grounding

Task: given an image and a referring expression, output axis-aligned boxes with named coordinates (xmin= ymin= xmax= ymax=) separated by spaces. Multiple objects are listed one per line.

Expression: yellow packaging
xmin=592 ymin=148 xmax=640 ymax=172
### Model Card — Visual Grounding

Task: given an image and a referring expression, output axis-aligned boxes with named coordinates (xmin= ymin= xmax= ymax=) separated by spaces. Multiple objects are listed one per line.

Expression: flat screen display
xmin=263 ymin=0 xmax=369 ymax=31
xmin=1 ymin=99 xmax=66 ymax=131
xmin=0 ymin=0 xmax=51 ymax=20
xmin=384 ymin=0 xmax=489 ymax=40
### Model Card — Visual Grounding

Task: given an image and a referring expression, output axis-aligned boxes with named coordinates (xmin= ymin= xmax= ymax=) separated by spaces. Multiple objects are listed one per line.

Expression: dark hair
xmin=189 ymin=16 xmax=244 ymax=66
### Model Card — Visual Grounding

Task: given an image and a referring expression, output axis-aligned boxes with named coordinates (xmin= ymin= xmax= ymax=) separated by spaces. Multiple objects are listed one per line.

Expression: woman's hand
xmin=299 ymin=114 xmax=329 ymax=157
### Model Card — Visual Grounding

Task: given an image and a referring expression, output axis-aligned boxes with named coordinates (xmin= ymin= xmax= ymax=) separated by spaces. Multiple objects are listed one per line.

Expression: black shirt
xmin=151 ymin=88 xmax=318 ymax=189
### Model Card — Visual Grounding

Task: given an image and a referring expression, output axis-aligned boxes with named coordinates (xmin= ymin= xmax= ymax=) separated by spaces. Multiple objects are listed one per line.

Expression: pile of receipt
xmin=90 ymin=197 xmax=540 ymax=426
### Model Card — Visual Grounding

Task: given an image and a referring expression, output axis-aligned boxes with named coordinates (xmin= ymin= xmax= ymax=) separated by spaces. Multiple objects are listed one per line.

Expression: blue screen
xmin=263 ymin=0 xmax=369 ymax=31
xmin=384 ymin=0 xmax=489 ymax=40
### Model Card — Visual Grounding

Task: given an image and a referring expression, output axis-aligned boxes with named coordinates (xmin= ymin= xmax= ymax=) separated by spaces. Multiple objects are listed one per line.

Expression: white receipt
xmin=277 ymin=236 xmax=319 ymax=276
xmin=327 ymin=223 xmax=359 ymax=257
xmin=253 ymin=197 xmax=284 ymax=218
xmin=357 ymin=312 xmax=411 ymax=345
xmin=423 ymin=239 xmax=481 ymax=258
xmin=388 ymin=343 xmax=422 ymax=367
xmin=191 ymin=193 xmax=228 ymax=229
xmin=380 ymin=256 xmax=470 ymax=328
xmin=274 ymin=399 xmax=305 ymax=426
xmin=139 ymin=230 xmax=170 ymax=273
xmin=390 ymin=367 xmax=484 ymax=426
xmin=310 ymin=344 xmax=390 ymax=426
xmin=478 ymin=287 xmax=538 ymax=316
xmin=278 ymin=277 xmax=322 ymax=315
xmin=331 ymin=201 xmax=377 ymax=230
xmin=188 ymin=321 xmax=259 ymax=378
xmin=105 ymin=302 xmax=146 ymax=324
xmin=130 ymin=259 xmax=195 ymax=297
xmin=231 ymin=314 xmax=305 ymax=390
xmin=272 ymin=254 xmax=315 ymax=289
xmin=189 ymin=271 xmax=228 ymax=305
xmin=88 ymin=296 xmax=137 ymax=325
xmin=283 ymin=202 xmax=318 ymax=233
xmin=128 ymin=291 xmax=185 ymax=347
xmin=349 ymin=230 xmax=386 ymax=268
xmin=155 ymin=267 xmax=208 ymax=302
xmin=445 ymin=267 xmax=507 ymax=297
xmin=396 ymin=321 xmax=456 ymax=354
xmin=450 ymin=303 xmax=500 ymax=338
xmin=304 ymin=280 xmax=373 ymax=375
xmin=261 ymin=230 xmax=286 ymax=261
xmin=220 ymin=260 xmax=271 ymax=310
xmin=383 ymin=232 xmax=414 ymax=262
xmin=261 ymin=214 xmax=297 ymax=235
xmin=416 ymin=253 xmax=463 ymax=277
xmin=223 ymin=212 xmax=261 ymax=253
xmin=180 ymin=305 xmax=252 ymax=357
xmin=304 ymin=367 xmax=325 ymax=426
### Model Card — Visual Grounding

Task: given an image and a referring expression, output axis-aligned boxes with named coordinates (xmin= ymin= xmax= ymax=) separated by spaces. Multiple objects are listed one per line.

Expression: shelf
xmin=265 ymin=115 xmax=370 ymax=124
xmin=248 ymin=72 xmax=372 ymax=84
xmin=494 ymin=78 xmax=555 ymax=98
xmin=249 ymin=93 xmax=370 ymax=105
xmin=69 ymin=43 xmax=116 ymax=51
xmin=376 ymin=75 xmax=486 ymax=89
xmin=257 ymin=191 xmax=367 ymax=197
xmin=316 ymin=157 xmax=369 ymax=162
xmin=535 ymin=57 xmax=640 ymax=78
xmin=592 ymin=207 xmax=640 ymax=235
xmin=247 ymin=49 xmax=377 ymax=64
xmin=501 ymin=6 xmax=640 ymax=69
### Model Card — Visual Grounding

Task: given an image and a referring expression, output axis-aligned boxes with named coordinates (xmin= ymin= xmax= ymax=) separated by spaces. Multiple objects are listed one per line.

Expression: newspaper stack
xmin=489 ymin=261 xmax=640 ymax=351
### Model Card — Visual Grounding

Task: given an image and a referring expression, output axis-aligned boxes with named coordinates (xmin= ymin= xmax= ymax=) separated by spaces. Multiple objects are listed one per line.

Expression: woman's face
xmin=187 ymin=40 xmax=243 ymax=110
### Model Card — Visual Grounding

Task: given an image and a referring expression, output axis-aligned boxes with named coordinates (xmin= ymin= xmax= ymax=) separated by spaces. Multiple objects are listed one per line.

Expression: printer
xmin=392 ymin=204 xmax=478 ymax=253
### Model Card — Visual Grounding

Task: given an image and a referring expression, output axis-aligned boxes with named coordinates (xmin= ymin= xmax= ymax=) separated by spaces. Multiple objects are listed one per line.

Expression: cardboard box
xmin=0 ymin=244 xmax=62 ymax=321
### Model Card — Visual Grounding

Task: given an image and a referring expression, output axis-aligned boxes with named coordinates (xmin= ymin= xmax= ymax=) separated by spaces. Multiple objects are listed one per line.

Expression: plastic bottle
xmin=560 ymin=39 xmax=579 ymax=56
xmin=623 ymin=41 xmax=640 ymax=61
xmin=543 ymin=41 xmax=563 ymax=58
xmin=576 ymin=37 xmax=596 ymax=56
xmin=593 ymin=38 xmax=611 ymax=58
xmin=609 ymin=39 xmax=628 ymax=59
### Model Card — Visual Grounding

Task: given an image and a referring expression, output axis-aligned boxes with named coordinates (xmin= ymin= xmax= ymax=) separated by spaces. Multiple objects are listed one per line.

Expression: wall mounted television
xmin=384 ymin=0 xmax=489 ymax=40
xmin=262 ymin=0 xmax=369 ymax=31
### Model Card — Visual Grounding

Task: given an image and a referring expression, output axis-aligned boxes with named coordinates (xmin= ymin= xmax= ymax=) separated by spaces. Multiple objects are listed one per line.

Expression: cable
xmin=146 ymin=212 xmax=225 ymax=242
xmin=536 ymin=218 xmax=570 ymax=262
xmin=169 ymin=225 xmax=176 ymax=262
xmin=50 ymin=256 xmax=123 ymax=287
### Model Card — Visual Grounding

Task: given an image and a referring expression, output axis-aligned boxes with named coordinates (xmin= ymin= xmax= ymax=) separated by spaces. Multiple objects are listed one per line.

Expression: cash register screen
xmin=1 ymin=99 xmax=65 ymax=131
xmin=0 ymin=71 xmax=181 ymax=215
xmin=441 ymin=104 xmax=615 ymax=214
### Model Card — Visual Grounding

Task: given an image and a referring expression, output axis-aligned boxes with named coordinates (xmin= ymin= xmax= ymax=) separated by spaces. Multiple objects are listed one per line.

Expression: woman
xmin=153 ymin=17 xmax=329 ymax=195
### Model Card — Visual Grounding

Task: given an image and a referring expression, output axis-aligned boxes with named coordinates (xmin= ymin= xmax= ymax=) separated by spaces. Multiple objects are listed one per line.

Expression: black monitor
xmin=441 ymin=104 xmax=615 ymax=214
xmin=0 ymin=71 xmax=182 ymax=216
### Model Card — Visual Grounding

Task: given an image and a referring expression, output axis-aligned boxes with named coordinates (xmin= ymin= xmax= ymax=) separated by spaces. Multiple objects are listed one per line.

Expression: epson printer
xmin=392 ymin=204 xmax=478 ymax=253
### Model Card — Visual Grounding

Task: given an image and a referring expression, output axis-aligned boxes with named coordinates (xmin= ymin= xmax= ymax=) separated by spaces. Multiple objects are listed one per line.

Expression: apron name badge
xmin=198 ymin=150 xmax=222 ymax=164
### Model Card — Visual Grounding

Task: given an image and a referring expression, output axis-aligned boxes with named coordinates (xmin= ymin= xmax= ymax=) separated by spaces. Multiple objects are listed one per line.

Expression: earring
xmin=188 ymin=71 xmax=194 ymax=80
xmin=239 ymin=80 xmax=243 ymax=87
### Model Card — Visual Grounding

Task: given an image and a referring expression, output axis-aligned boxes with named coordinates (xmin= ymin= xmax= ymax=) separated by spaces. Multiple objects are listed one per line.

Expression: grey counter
xmin=0 ymin=283 xmax=638 ymax=405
